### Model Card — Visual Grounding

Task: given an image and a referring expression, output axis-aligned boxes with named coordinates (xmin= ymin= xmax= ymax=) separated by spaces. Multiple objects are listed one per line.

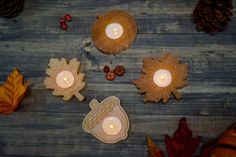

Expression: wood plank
xmin=1 ymin=34 xmax=235 ymax=48
xmin=0 ymin=0 xmax=235 ymax=156
xmin=0 ymin=113 xmax=234 ymax=156
xmin=0 ymin=47 xmax=235 ymax=116
xmin=1 ymin=15 xmax=236 ymax=35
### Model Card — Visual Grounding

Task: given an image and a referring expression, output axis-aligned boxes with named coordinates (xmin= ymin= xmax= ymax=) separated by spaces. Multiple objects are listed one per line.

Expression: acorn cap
xmin=92 ymin=10 xmax=137 ymax=55
xmin=83 ymin=96 xmax=120 ymax=132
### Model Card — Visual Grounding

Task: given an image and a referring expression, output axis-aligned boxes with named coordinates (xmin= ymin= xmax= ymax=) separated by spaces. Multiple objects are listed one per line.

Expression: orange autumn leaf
xmin=147 ymin=136 xmax=165 ymax=157
xmin=0 ymin=69 xmax=27 ymax=114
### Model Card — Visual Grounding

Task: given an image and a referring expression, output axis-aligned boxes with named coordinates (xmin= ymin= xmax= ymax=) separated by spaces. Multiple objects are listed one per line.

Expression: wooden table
xmin=0 ymin=0 xmax=235 ymax=156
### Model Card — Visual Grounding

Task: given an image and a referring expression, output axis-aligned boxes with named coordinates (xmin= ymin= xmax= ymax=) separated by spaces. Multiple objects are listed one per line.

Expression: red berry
xmin=59 ymin=17 xmax=66 ymax=24
xmin=64 ymin=14 xmax=72 ymax=21
xmin=60 ymin=22 xmax=68 ymax=30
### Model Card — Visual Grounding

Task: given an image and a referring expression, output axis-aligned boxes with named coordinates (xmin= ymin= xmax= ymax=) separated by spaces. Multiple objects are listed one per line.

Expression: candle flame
xmin=63 ymin=77 xmax=69 ymax=83
xmin=109 ymin=125 xmax=114 ymax=129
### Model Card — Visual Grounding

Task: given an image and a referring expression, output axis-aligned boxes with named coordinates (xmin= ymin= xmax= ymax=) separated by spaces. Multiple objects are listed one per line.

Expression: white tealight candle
xmin=153 ymin=69 xmax=172 ymax=87
xmin=102 ymin=116 xmax=122 ymax=135
xmin=105 ymin=23 xmax=123 ymax=40
xmin=56 ymin=71 xmax=75 ymax=89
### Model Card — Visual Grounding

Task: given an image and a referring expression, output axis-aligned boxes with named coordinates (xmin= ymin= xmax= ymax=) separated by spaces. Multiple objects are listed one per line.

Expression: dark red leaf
xmin=165 ymin=117 xmax=201 ymax=157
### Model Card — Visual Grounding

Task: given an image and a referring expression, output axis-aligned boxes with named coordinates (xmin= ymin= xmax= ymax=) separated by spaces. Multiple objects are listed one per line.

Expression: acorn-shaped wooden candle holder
xmin=92 ymin=10 xmax=137 ymax=55
xmin=133 ymin=53 xmax=188 ymax=103
xmin=82 ymin=96 xmax=130 ymax=143
xmin=44 ymin=58 xmax=86 ymax=101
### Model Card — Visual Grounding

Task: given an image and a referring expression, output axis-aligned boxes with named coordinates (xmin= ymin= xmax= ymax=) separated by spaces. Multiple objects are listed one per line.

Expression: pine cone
xmin=193 ymin=0 xmax=233 ymax=34
xmin=0 ymin=0 xmax=25 ymax=18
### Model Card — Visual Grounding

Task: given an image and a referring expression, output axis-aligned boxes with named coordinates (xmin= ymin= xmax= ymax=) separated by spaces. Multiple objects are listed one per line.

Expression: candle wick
xmin=160 ymin=75 xmax=166 ymax=80
xmin=110 ymin=125 xmax=114 ymax=129
xmin=113 ymin=28 xmax=118 ymax=34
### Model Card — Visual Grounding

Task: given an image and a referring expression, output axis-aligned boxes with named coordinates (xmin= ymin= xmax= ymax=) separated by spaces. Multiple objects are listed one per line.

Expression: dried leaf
xmin=0 ymin=69 xmax=27 ymax=114
xmin=210 ymin=123 xmax=236 ymax=157
xmin=196 ymin=140 xmax=217 ymax=157
xmin=147 ymin=136 xmax=165 ymax=157
xmin=197 ymin=123 xmax=236 ymax=157
xmin=0 ymin=101 xmax=12 ymax=114
xmin=165 ymin=117 xmax=201 ymax=157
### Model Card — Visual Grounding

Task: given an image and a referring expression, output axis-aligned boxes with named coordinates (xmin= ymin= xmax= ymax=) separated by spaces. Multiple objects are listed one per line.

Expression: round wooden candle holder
xmin=92 ymin=10 xmax=137 ymax=55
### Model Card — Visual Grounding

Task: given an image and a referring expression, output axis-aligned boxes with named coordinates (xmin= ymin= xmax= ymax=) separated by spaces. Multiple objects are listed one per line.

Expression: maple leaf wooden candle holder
xmin=92 ymin=10 xmax=137 ymax=55
xmin=44 ymin=58 xmax=86 ymax=101
xmin=82 ymin=96 xmax=130 ymax=143
xmin=133 ymin=53 xmax=188 ymax=103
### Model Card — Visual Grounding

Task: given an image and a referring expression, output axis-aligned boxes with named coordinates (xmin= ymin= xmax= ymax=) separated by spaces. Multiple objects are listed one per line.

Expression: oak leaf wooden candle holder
xmin=44 ymin=58 xmax=86 ymax=101
xmin=82 ymin=96 xmax=130 ymax=143
xmin=133 ymin=53 xmax=188 ymax=103
xmin=92 ymin=10 xmax=137 ymax=55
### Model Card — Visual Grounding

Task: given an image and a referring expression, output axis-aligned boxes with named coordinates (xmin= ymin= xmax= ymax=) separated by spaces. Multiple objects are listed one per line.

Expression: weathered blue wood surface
xmin=0 ymin=0 xmax=236 ymax=156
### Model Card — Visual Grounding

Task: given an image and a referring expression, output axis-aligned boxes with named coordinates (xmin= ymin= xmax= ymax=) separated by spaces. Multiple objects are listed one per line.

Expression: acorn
xmin=106 ymin=71 xmax=116 ymax=81
xmin=103 ymin=65 xmax=110 ymax=73
xmin=115 ymin=65 xmax=125 ymax=76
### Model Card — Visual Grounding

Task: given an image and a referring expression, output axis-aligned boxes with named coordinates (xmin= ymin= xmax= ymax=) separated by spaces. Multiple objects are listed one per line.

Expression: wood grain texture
xmin=0 ymin=0 xmax=235 ymax=156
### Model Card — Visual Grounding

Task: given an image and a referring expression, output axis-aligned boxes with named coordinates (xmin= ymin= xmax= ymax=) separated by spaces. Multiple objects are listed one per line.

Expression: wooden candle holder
xmin=92 ymin=10 xmax=137 ymax=55
xmin=133 ymin=53 xmax=188 ymax=103
xmin=44 ymin=58 xmax=86 ymax=101
xmin=82 ymin=96 xmax=130 ymax=143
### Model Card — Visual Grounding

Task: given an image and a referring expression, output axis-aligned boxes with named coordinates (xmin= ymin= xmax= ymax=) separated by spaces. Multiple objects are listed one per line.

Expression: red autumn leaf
xmin=147 ymin=135 xmax=165 ymax=157
xmin=165 ymin=117 xmax=201 ymax=157
xmin=196 ymin=140 xmax=217 ymax=157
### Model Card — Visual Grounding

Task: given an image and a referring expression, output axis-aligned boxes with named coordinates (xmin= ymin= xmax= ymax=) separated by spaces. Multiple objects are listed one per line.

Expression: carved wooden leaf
xmin=133 ymin=53 xmax=188 ymax=103
xmin=44 ymin=58 xmax=86 ymax=101
xmin=0 ymin=69 xmax=27 ymax=114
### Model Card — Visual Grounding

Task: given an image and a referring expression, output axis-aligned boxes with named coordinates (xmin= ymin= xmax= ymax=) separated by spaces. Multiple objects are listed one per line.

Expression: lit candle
xmin=56 ymin=71 xmax=75 ymax=88
xmin=102 ymin=116 xmax=122 ymax=135
xmin=153 ymin=69 xmax=172 ymax=87
xmin=105 ymin=23 xmax=123 ymax=39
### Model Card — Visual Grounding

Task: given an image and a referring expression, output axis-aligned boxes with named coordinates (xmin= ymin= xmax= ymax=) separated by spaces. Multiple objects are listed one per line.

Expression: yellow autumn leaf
xmin=0 ymin=68 xmax=27 ymax=114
